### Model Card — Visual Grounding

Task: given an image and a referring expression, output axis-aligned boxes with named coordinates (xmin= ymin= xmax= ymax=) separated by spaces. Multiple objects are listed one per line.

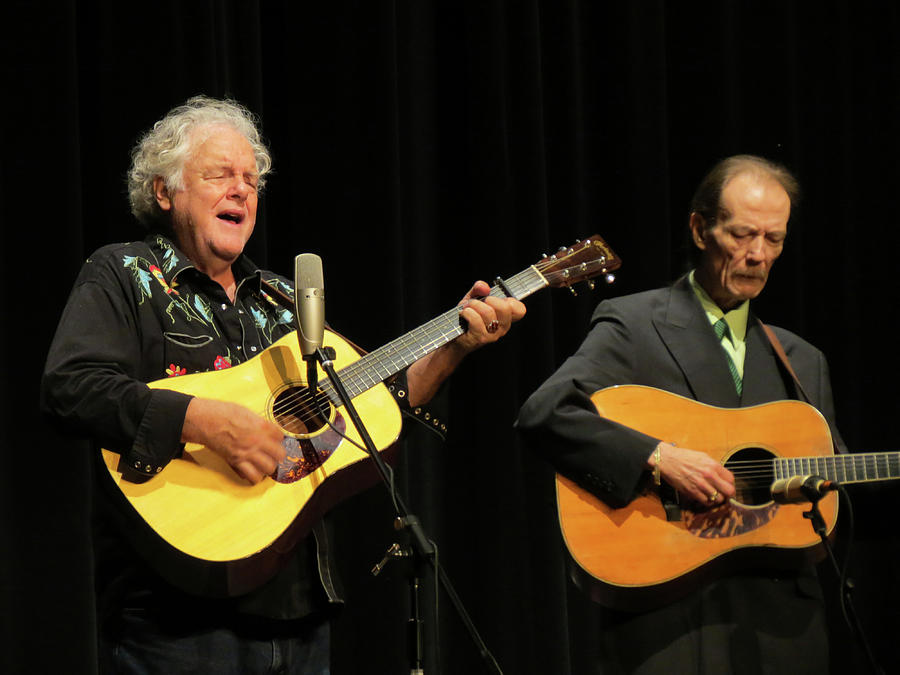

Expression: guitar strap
xmin=758 ymin=321 xmax=812 ymax=404
xmin=760 ymin=321 xmax=845 ymax=457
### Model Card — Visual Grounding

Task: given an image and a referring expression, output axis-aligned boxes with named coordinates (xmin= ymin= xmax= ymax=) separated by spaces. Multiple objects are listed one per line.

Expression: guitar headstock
xmin=536 ymin=235 xmax=622 ymax=291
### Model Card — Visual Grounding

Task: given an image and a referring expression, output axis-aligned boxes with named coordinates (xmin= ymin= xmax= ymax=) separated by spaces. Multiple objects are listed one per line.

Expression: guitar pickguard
xmin=683 ymin=501 xmax=779 ymax=539
xmin=682 ymin=443 xmax=780 ymax=539
xmin=274 ymin=413 xmax=346 ymax=484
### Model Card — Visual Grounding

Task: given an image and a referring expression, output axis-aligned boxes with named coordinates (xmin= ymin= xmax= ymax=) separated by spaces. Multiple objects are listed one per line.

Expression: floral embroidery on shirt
xmin=149 ymin=265 xmax=180 ymax=295
xmin=251 ymin=305 xmax=268 ymax=331
xmin=158 ymin=239 xmax=180 ymax=274
xmin=255 ymin=279 xmax=296 ymax=343
xmin=259 ymin=279 xmax=296 ymax=327
xmin=123 ymin=243 xmax=222 ymax=336
xmin=166 ymin=364 xmax=187 ymax=377
xmin=118 ymin=237 xmax=294 ymax=377
xmin=123 ymin=255 xmax=154 ymax=303
xmin=192 ymin=294 xmax=214 ymax=323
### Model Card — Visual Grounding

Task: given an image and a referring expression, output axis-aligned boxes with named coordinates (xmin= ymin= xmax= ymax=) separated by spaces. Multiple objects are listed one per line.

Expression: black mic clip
xmin=800 ymin=476 xmax=832 ymax=503
xmin=317 ymin=346 xmax=336 ymax=363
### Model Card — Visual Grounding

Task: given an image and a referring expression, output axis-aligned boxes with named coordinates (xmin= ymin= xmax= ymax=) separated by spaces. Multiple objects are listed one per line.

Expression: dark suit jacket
xmin=517 ymin=275 xmax=845 ymax=508
xmin=516 ymin=276 xmax=844 ymax=672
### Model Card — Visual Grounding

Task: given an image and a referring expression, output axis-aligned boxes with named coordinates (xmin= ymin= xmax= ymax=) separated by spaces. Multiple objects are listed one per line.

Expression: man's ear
xmin=689 ymin=212 xmax=707 ymax=250
xmin=153 ymin=177 xmax=172 ymax=212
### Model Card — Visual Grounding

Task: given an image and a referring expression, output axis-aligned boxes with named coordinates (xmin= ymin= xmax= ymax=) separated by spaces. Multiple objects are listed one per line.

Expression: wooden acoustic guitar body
xmin=556 ymin=385 xmax=838 ymax=611
xmin=101 ymin=329 xmax=402 ymax=598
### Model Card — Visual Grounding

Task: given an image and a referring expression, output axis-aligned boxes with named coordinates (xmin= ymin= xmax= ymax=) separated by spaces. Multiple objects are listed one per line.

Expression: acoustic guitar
xmin=556 ymin=385 xmax=900 ymax=610
xmin=101 ymin=235 xmax=621 ymax=598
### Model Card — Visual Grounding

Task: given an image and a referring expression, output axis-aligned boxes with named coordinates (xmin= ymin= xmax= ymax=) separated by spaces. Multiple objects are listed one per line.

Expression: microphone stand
xmin=801 ymin=485 xmax=882 ymax=673
xmin=312 ymin=345 xmax=502 ymax=675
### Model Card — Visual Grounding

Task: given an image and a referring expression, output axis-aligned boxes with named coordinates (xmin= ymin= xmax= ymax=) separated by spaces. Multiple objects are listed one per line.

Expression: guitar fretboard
xmin=317 ymin=265 xmax=548 ymax=406
xmin=774 ymin=452 xmax=900 ymax=485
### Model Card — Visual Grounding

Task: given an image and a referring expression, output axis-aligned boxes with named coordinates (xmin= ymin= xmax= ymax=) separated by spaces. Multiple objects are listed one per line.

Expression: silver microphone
xmin=294 ymin=253 xmax=325 ymax=359
xmin=770 ymin=475 xmax=837 ymax=504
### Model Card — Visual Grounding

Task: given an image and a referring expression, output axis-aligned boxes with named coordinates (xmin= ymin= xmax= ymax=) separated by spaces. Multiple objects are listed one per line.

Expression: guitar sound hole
xmin=272 ymin=385 xmax=332 ymax=436
xmin=725 ymin=446 xmax=776 ymax=506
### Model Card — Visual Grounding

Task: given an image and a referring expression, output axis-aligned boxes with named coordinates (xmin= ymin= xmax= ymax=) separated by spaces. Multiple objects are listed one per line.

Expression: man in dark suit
xmin=516 ymin=155 xmax=845 ymax=673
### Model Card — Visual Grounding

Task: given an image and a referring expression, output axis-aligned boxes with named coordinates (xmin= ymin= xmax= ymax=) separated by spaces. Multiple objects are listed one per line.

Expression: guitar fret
xmin=774 ymin=458 xmax=787 ymax=481
xmin=852 ymin=454 xmax=863 ymax=482
xmin=326 ymin=308 xmax=464 ymax=407
xmin=820 ymin=452 xmax=900 ymax=486
xmin=314 ymin=239 xmax=619 ymax=410
xmin=788 ymin=458 xmax=797 ymax=478
xmin=829 ymin=456 xmax=840 ymax=482
xmin=813 ymin=456 xmax=825 ymax=478
xmin=492 ymin=268 xmax=545 ymax=300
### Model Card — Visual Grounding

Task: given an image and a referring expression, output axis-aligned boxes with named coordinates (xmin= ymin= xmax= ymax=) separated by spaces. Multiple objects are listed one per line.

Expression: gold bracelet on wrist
xmin=653 ymin=444 xmax=662 ymax=486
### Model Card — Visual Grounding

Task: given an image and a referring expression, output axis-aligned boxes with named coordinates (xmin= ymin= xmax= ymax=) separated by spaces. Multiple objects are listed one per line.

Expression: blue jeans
xmin=100 ymin=607 xmax=330 ymax=675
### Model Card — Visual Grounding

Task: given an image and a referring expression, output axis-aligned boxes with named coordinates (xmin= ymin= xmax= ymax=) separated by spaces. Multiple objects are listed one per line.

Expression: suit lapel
xmin=652 ymin=277 xmax=742 ymax=407
xmin=741 ymin=316 xmax=791 ymax=405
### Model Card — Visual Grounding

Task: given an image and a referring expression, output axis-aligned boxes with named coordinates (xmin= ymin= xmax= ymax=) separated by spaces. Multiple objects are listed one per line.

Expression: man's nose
xmin=228 ymin=177 xmax=253 ymax=201
xmin=746 ymin=235 xmax=765 ymax=260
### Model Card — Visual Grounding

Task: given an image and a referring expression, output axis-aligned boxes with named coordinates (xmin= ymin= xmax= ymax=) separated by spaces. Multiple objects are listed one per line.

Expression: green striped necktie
xmin=714 ymin=318 xmax=743 ymax=396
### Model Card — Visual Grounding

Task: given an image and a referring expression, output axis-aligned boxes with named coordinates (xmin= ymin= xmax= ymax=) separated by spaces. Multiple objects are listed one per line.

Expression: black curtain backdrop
xmin=4 ymin=1 xmax=899 ymax=673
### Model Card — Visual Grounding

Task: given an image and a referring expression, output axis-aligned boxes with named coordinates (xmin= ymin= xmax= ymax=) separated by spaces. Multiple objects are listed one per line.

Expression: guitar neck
xmin=775 ymin=452 xmax=900 ymax=486
xmin=319 ymin=265 xmax=548 ymax=405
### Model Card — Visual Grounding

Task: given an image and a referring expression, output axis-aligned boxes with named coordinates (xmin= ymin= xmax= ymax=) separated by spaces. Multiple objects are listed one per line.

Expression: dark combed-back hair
xmin=690 ymin=154 xmax=800 ymax=228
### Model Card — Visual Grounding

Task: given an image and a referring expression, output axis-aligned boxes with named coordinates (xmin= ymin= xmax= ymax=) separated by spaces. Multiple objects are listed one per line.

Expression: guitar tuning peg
xmin=605 ymin=274 xmax=616 ymax=284
xmin=568 ymin=286 xmax=578 ymax=296
xmin=587 ymin=280 xmax=596 ymax=290
xmin=541 ymin=253 xmax=548 ymax=259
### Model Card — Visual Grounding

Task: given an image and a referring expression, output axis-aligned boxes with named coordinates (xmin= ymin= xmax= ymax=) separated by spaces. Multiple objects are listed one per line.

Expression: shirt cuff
xmin=388 ymin=371 xmax=448 ymax=441
xmin=121 ymin=388 xmax=194 ymax=478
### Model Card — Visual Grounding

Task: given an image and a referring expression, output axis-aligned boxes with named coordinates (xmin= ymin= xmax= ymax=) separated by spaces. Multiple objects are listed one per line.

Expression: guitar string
xmin=262 ymin=310 xmax=469 ymax=423
xmin=251 ymin=247 xmax=613 ymax=433
xmin=706 ymin=456 xmax=899 ymax=488
xmin=263 ymin=249 xmax=604 ymax=420
xmin=261 ymin=267 xmax=552 ymax=424
xmin=264 ymin=309 xmax=467 ymax=420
